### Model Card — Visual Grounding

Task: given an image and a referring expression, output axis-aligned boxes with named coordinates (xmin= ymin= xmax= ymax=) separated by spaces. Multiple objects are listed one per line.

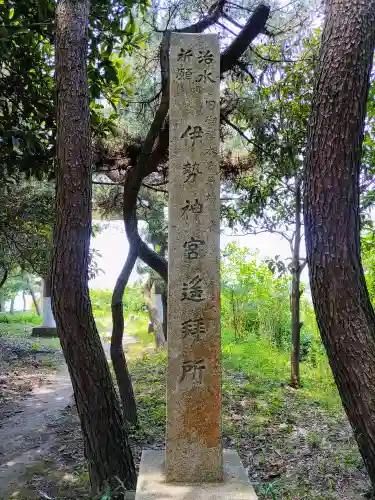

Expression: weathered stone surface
xmin=31 ymin=326 xmax=58 ymax=338
xmin=166 ymin=33 xmax=221 ymax=483
xmin=135 ymin=449 xmax=258 ymax=500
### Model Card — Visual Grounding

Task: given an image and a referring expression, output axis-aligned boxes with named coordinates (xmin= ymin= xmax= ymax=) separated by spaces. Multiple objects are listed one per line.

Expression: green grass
xmin=124 ymin=313 xmax=152 ymax=345
xmin=0 ymin=311 xmax=41 ymax=325
xmin=95 ymin=314 xmax=112 ymax=333
xmin=0 ymin=322 xmax=32 ymax=338
xmin=96 ymin=310 xmax=151 ymax=351
xmin=90 ymin=287 xmax=146 ymax=334
xmin=222 ymin=329 xmax=342 ymax=414
xmin=125 ymin=329 xmax=367 ymax=500
xmin=0 ymin=300 xmax=367 ymax=499
xmin=0 ymin=321 xmax=61 ymax=350
xmin=128 ymin=350 xmax=167 ymax=450
xmin=0 ymin=307 xmax=150 ymax=352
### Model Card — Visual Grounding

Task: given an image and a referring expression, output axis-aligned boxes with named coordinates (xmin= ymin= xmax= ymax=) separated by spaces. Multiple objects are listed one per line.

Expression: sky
xmin=89 ymin=220 xmax=308 ymax=290
xmin=9 ymin=220 xmax=303 ymax=312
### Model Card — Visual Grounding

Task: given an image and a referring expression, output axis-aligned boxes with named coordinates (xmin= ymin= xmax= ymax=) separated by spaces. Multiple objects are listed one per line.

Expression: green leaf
xmin=104 ymin=64 xmax=118 ymax=84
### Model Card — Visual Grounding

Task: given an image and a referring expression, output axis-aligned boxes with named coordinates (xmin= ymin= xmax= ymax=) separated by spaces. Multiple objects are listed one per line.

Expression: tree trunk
xmin=0 ymin=269 xmax=8 ymax=289
xmin=30 ymin=286 xmax=41 ymax=316
xmin=162 ymin=288 xmax=168 ymax=340
xmin=10 ymin=296 xmax=15 ymax=314
xmin=0 ymin=269 xmax=8 ymax=312
xmin=304 ymin=0 xmax=375 ymax=487
xmin=44 ymin=274 xmax=52 ymax=297
xmin=22 ymin=291 xmax=27 ymax=312
xmin=53 ymin=0 xmax=136 ymax=493
xmin=144 ymin=276 xmax=166 ymax=349
xmin=290 ymin=181 xmax=302 ymax=388
xmin=111 ymin=246 xmax=138 ymax=424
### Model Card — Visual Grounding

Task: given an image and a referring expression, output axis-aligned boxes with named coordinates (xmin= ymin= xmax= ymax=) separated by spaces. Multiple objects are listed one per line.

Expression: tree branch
xmin=178 ymin=0 xmax=226 ymax=33
xmin=111 ymin=245 xmax=138 ymax=423
xmin=0 ymin=268 xmax=8 ymax=289
xmin=226 ymin=1 xmax=257 ymax=13
xmin=217 ymin=21 xmax=237 ymax=38
xmin=93 ymin=181 xmax=122 ymax=186
xmin=223 ymin=12 xmax=244 ymax=30
xmin=142 ymin=182 xmax=168 ymax=194
xmin=120 ymin=3 xmax=270 ymax=285
xmin=220 ymin=4 xmax=270 ymax=74
xmin=139 ymin=240 xmax=168 ymax=283
xmin=249 ymin=46 xmax=298 ymax=64
xmin=236 ymin=60 xmax=256 ymax=81
xmin=221 ymin=115 xmax=268 ymax=154
xmin=124 ymin=210 xmax=168 ymax=283
xmin=300 ymin=258 xmax=307 ymax=271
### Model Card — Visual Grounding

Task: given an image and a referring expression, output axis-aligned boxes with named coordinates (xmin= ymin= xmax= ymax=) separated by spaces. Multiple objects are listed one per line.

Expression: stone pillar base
xmin=31 ymin=326 xmax=58 ymax=338
xmin=135 ymin=449 xmax=257 ymax=500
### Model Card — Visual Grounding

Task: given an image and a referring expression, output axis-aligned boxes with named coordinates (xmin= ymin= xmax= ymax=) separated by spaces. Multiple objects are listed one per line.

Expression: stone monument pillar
xmin=166 ymin=32 xmax=222 ymax=483
xmin=154 ymin=283 xmax=164 ymax=329
xmin=135 ymin=32 xmax=257 ymax=500
xmin=32 ymin=275 xmax=57 ymax=337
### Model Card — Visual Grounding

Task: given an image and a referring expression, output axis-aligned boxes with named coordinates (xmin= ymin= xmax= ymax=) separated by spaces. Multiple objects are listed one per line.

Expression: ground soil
xmin=0 ymin=336 xmax=137 ymax=500
xmin=0 ymin=332 xmax=373 ymax=500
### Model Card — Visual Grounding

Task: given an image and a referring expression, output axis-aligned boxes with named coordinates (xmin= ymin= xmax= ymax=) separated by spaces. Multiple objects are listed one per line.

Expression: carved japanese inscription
xmin=166 ymin=33 xmax=222 ymax=483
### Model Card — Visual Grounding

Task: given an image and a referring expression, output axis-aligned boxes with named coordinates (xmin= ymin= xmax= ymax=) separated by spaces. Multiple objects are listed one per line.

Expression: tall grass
xmin=222 ymin=329 xmax=341 ymax=414
xmin=0 ymin=311 xmax=41 ymax=325
xmin=90 ymin=285 xmax=146 ymax=332
xmin=221 ymin=242 xmax=324 ymax=358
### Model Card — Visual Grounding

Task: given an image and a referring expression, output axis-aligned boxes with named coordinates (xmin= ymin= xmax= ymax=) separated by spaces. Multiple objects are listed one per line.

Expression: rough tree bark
xmin=10 ymin=296 xmax=15 ymax=314
xmin=111 ymin=241 xmax=138 ymax=424
xmin=290 ymin=181 xmax=302 ymax=388
xmin=22 ymin=291 xmax=27 ymax=312
xmin=52 ymin=0 xmax=136 ymax=493
xmin=44 ymin=273 xmax=52 ymax=297
xmin=304 ymin=0 xmax=375 ymax=487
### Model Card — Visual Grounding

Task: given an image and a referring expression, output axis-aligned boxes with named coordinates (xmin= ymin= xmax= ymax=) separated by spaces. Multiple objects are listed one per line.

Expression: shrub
xmin=221 ymin=242 xmax=325 ymax=365
xmin=221 ymin=243 xmax=291 ymax=349
xmin=0 ymin=312 xmax=41 ymax=325
xmin=90 ymin=284 xmax=146 ymax=320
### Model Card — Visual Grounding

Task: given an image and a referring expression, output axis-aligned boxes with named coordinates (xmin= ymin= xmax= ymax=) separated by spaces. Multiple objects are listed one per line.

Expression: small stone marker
xmin=135 ymin=32 xmax=257 ymax=500
xmin=31 ymin=277 xmax=57 ymax=338
xmin=166 ymin=32 xmax=222 ymax=483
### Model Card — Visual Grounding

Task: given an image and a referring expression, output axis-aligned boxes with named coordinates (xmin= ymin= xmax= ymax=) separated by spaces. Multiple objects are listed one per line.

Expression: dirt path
xmin=0 ymin=362 xmax=72 ymax=497
xmin=0 ymin=335 xmax=137 ymax=499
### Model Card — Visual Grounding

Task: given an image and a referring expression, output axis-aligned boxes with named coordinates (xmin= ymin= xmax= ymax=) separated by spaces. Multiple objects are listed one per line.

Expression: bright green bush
xmin=221 ymin=243 xmax=291 ymax=348
xmin=90 ymin=284 xmax=146 ymax=320
xmin=0 ymin=311 xmax=41 ymax=325
xmin=221 ymin=242 xmax=324 ymax=362
xmin=362 ymin=232 xmax=375 ymax=304
xmin=300 ymin=297 xmax=325 ymax=364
